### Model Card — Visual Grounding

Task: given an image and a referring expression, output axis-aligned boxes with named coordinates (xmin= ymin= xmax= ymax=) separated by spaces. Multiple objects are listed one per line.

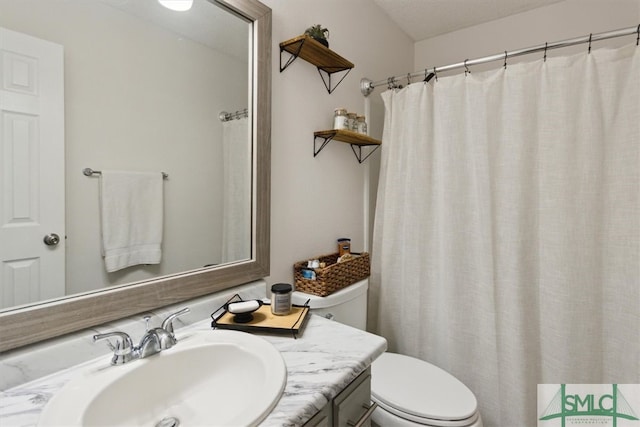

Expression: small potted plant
xmin=304 ymin=24 xmax=330 ymax=48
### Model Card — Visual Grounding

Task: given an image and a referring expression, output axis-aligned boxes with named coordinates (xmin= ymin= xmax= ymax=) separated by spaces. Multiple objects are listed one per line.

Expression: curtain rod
xmin=219 ymin=108 xmax=248 ymax=122
xmin=361 ymin=25 xmax=639 ymax=97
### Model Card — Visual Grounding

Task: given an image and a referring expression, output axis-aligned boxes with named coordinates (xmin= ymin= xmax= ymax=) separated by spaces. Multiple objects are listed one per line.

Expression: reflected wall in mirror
xmin=0 ymin=0 xmax=253 ymax=311
xmin=0 ymin=0 xmax=271 ymax=352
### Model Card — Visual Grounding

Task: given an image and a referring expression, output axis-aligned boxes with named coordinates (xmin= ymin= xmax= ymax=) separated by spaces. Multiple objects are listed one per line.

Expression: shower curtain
xmin=369 ymin=43 xmax=639 ymax=426
xmin=221 ymin=117 xmax=251 ymax=263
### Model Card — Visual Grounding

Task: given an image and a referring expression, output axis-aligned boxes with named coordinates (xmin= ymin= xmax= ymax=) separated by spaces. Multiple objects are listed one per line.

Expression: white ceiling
xmin=371 ymin=0 xmax=565 ymax=41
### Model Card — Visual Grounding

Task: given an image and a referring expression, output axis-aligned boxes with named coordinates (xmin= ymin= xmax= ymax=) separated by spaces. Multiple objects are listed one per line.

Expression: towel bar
xmin=82 ymin=168 xmax=168 ymax=179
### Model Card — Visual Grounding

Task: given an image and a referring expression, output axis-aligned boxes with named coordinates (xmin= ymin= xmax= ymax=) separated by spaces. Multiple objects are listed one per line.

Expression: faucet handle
xmin=161 ymin=307 xmax=190 ymax=337
xmin=93 ymin=331 xmax=135 ymax=365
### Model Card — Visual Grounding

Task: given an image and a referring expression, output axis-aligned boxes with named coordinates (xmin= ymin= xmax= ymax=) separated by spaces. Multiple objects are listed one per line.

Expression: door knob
xmin=43 ymin=233 xmax=60 ymax=246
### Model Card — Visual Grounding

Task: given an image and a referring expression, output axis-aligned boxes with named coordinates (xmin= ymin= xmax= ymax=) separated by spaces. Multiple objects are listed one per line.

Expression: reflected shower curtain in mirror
xmin=221 ymin=117 xmax=251 ymax=263
xmin=369 ymin=44 xmax=639 ymax=426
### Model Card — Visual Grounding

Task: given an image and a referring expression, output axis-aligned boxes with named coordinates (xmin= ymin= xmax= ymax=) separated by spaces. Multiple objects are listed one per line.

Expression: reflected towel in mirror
xmin=99 ymin=170 xmax=163 ymax=272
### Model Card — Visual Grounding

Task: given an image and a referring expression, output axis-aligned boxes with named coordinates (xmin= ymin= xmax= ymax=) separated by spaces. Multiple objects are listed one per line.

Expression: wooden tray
xmin=211 ymin=295 xmax=310 ymax=338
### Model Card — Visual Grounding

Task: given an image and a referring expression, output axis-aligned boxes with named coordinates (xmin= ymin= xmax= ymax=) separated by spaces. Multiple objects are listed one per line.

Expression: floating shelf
xmin=280 ymin=35 xmax=354 ymax=94
xmin=313 ymin=130 xmax=381 ymax=163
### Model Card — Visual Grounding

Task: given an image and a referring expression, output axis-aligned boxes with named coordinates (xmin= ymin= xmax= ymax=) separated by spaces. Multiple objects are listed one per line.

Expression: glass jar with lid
xmin=347 ymin=112 xmax=357 ymax=131
xmin=333 ymin=108 xmax=349 ymax=130
xmin=356 ymin=115 xmax=367 ymax=134
xmin=271 ymin=283 xmax=293 ymax=315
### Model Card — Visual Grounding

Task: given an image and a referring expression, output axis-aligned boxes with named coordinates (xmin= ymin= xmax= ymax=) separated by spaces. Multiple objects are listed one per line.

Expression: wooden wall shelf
xmin=280 ymin=35 xmax=354 ymax=94
xmin=313 ymin=130 xmax=381 ymax=163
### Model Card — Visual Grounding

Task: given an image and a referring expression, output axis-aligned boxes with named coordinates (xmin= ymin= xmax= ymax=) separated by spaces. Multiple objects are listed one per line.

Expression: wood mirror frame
xmin=0 ymin=0 xmax=271 ymax=353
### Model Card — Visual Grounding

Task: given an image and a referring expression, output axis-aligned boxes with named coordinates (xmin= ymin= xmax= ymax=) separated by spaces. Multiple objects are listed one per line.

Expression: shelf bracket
xmin=279 ymin=39 xmax=305 ymax=73
xmin=350 ymin=144 xmax=380 ymax=164
xmin=314 ymin=134 xmax=334 ymax=157
xmin=317 ymin=67 xmax=352 ymax=94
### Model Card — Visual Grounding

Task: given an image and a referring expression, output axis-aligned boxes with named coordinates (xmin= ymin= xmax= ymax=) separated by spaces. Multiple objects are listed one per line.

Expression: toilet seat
xmin=372 ymin=403 xmax=481 ymax=427
xmin=371 ymin=353 xmax=480 ymax=427
xmin=373 ymin=400 xmax=481 ymax=427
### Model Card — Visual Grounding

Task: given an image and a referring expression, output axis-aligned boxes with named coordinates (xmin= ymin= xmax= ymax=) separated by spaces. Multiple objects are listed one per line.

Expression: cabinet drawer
xmin=333 ymin=368 xmax=374 ymax=427
xmin=304 ymin=403 xmax=332 ymax=427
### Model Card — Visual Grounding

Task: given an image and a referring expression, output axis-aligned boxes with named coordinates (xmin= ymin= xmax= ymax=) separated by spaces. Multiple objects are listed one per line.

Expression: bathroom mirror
xmin=1 ymin=0 xmax=253 ymax=305
xmin=0 ymin=0 xmax=271 ymax=352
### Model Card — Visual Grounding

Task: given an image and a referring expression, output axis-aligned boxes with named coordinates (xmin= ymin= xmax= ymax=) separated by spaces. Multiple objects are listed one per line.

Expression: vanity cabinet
xmin=304 ymin=367 xmax=375 ymax=427
xmin=305 ymin=404 xmax=332 ymax=427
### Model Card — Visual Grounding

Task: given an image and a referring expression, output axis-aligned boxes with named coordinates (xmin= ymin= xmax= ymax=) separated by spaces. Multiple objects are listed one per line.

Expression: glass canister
xmin=347 ymin=112 xmax=357 ymax=131
xmin=333 ymin=108 xmax=349 ymax=130
xmin=271 ymin=283 xmax=293 ymax=315
xmin=356 ymin=115 xmax=367 ymax=134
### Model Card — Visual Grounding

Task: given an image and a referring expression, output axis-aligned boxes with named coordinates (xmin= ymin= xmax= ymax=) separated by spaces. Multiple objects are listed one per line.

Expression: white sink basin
xmin=38 ymin=330 xmax=286 ymax=427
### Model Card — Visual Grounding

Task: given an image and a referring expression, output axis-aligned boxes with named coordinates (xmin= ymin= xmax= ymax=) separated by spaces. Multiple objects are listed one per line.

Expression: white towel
xmin=100 ymin=170 xmax=163 ymax=273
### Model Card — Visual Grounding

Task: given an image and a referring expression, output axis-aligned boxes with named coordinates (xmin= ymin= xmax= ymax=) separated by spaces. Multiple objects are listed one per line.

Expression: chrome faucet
xmin=137 ymin=317 xmax=177 ymax=358
xmin=93 ymin=307 xmax=190 ymax=365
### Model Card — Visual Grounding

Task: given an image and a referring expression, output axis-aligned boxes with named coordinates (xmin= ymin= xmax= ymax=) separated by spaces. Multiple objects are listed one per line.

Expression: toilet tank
xmin=291 ymin=279 xmax=368 ymax=330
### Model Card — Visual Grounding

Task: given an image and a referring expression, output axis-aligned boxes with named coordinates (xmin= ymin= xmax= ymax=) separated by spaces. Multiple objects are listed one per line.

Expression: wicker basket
xmin=294 ymin=252 xmax=370 ymax=297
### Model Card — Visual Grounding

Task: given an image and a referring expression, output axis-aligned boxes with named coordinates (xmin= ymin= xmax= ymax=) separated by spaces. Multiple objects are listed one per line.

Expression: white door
xmin=0 ymin=27 xmax=65 ymax=309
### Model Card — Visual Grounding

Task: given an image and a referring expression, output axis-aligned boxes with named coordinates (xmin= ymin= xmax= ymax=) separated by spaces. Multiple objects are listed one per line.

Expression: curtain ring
xmin=387 ymin=77 xmax=395 ymax=90
xmin=423 ymin=69 xmax=435 ymax=83
xmin=503 ymin=51 xmax=508 ymax=69
xmin=543 ymin=42 xmax=548 ymax=62
xmin=636 ymin=24 xmax=639 ymax=46
xmin=464 ymin=59 xmax=470 ymax=76
xmin=588 ymin=33 xmax=592 ymax=54
xmin=407 ymin=73 xmax=412 ymax=86
xmin=433 ymin=66 xmax=438 ymax=82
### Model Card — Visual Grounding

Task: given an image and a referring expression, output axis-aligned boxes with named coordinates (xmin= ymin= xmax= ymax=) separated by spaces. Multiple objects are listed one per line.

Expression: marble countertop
xmin=0 ymin=314 xmax=387 ymax=427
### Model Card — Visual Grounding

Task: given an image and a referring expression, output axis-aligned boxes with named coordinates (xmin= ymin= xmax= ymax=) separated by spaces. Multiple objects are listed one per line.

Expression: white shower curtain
xmin=221 ymin=117 xmax=251 ymax=263
xmin=370 ymin=44 xmax=639 ymax=426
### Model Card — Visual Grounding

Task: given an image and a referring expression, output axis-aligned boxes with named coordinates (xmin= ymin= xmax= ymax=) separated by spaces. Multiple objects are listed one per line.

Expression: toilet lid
xmin=371 ymin=353 xmax=478 ymax=422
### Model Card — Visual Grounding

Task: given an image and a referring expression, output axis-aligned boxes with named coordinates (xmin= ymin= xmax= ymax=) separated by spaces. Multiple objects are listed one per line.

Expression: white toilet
xmin=292 ymin=279 xmax=483 ymax=427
